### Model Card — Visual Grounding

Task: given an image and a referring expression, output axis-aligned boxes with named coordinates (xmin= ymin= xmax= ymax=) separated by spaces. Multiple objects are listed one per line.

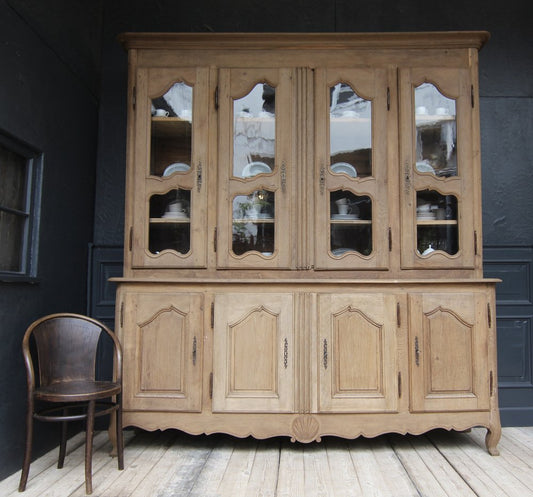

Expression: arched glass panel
xmin=414 ymin=83 xmax=457 ymax=177
xmin=233 ymin=83 xmax=276 ymax=178
xmin=416 ymin=190 xmax=458 ymax=256
xmin=150 ymin=82 xmax=193 ymax=177
xmin=329 ymin=83 xmax=372 ymax=178
xmin=232 ymin=190 xmax=275 ymax=256
xmin=330 ymin=191 xmax=372 ymax=256
xmin=149 ymin=189 xmax=191 ymax=255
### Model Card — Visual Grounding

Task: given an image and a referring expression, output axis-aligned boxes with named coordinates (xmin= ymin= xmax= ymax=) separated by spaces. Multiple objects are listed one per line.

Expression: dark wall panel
xmin=0 ymin=0 xmax=99 ymax=481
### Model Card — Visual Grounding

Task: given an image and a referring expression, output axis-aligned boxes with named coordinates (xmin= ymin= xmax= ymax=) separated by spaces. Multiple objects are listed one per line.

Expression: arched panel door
xmin=213 ymin=292 xmax=295 ymax=412
xmin=121 ymin=291 xmax=203 ymax=412
xmin=130 ymin=67 xmax=209 ymax=269
xmin=399 ymin=67 xmax=478 ymax=270
xmin=314 ymin=68 xmax=393 ymax=270
xmin=217 ymin=68 xmax=295 ymax=269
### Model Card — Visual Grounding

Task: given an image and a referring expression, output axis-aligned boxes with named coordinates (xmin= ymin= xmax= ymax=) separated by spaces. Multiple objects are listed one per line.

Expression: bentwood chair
xmin=19 ymin=313 xmax=124 ymax=494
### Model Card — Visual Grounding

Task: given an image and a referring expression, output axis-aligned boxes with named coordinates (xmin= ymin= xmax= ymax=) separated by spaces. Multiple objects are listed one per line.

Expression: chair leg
xmin=116 ymin=394 xmax=124 ymax=470
xmin=18 ymin=404 xmax=34 ymax=492
xmin=85 ymin=400 xmax=96 ymax=495
xmin=58 ymin=408 xmax=68 ymax=469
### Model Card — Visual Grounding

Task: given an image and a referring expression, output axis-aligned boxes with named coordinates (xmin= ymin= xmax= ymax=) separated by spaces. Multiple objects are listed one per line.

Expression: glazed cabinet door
xmin=130 ymin=67 xmax=209 ymax=268
xmin=399 ymin=67 xmax=477 ymax=269
xmin=317 ymin=293 xmax=400 ymax=412
xmin=314 ymin=68 xmax=393 ymax=270
xmin=217 ymin=68 xmax=295 ymax=269
xmin=213 ymin=293 xmax=295 ymax=412
xmin=409 ymin=292 xmax=490 ymax=412
xmin=121 ymin=291 xmax=203 ymax=412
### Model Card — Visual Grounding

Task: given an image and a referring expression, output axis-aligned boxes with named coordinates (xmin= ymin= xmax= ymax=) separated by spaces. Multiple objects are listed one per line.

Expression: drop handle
xmin=323 ymin=338 xmax=328 ymax=369
xmin=283 ymin=338 xmax=288 ymax=369
xmin=192 ymin=336 xmax=197 ymax=366
xmin=414 ymin=336 xmax=420 ymax=366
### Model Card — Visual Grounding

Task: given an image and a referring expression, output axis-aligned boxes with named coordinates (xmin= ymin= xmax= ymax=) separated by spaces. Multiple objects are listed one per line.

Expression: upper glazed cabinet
xmin=123 ymin=33 xmax=487 ymax=276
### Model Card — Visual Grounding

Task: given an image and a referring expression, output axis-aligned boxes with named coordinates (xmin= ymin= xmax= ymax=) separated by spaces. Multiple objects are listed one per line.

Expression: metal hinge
xmin=397 ymin=302 xmax=401 ymax=327
xmin=387 ymin=87 xmax=391 ymax=111
xmin=474 ymin=230 xmax=478 ymax=255
xmin=132 ymin=85 xmax=136 ymax=110
xmin=210 ymin=302 xmax=215 ymax=328
xmin=213 ymin=227 xmax=217 ymax=252
xmin=129 ymin=226 xmax=133 ymax=251
xmin=214 ymin=86 xmax=219 ymax=110
xmin=487 ymin=303 xmax=492 ymax=328
xmin=489 ymin=370 xmax=494 ymax=396
xmin=398 ymin=372 xmax=402 ymax=398
xmin=209 ymin=372 xmax=213 ymax=399
xmin=120 ymin=302 xmax=124 ymax=328
xmin=471 ymin=85 xmax=475 ymax=108
xmin=388 ymin=227 xmax=392 ymax=251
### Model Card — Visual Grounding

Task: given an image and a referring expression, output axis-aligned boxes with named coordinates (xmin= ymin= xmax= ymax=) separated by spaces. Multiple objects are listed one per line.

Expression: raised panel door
xmin=409 ymin=292 xmax=490 ymax=412
xmin=317 ymin=293 xmax=399 ymax=412
xmin=121 ymin=291 xmax=203 ymax=412
xmin=213 ymin=293 xmax=295 ymax=412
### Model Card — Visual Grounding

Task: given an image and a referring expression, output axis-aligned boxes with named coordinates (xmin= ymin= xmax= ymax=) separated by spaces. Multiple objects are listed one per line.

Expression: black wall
xmin=0 ymin=0 xmax=102 ymax=481
xmin=0 ymin=0 xmax=531 ymax=482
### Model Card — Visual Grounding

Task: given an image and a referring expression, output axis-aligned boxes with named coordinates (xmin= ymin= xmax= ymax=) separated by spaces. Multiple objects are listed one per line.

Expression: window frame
xmin=0 ymin=130 xmax=43 ymax=282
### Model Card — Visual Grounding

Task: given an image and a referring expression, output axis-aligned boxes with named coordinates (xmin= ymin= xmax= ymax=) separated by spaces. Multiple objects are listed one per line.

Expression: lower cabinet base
xmin=120 ymin=410 xmax=501 ymax=455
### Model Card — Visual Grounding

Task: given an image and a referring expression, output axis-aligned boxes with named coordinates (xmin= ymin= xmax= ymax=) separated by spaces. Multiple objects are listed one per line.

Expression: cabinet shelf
xmin=151 ymin=117 xmax=192 ymax=138
xmin=233 ymin=217 xmax=275 ymax=224
xmin=150 ymin=217 xmax=190 ymax=224
xmin=330 ymin=219 xmax=372 ymax=225
xmin=416 ymin=219 xmax=457 ymax=225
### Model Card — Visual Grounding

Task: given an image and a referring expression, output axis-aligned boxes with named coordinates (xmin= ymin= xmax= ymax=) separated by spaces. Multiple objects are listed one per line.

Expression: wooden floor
xmin=2 ymin=427 xmax=533 ymax=496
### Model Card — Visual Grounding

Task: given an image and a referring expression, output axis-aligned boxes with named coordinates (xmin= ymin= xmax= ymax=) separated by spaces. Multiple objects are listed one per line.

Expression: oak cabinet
xmin=114 ymin=32 xmax=500 ymax=454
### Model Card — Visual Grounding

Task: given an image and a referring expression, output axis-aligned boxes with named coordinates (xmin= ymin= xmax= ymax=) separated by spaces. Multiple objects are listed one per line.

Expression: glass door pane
xmin=414 ymin=83 xmax=457 ymax=178
xmin=329 ymin=83 xmax=372 ymax=178
xmin=150 ymin=82 xmax=193 ymax=177
xmin=149 ymin=189 xmax=191 ymax=255
xmin=232 ymin=190 xmax=275 ymax=256
xmin=233 ymin=83 xmax=276 ymax=178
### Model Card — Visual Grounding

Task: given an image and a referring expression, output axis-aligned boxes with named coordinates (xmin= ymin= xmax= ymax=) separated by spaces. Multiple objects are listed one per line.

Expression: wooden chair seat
xmin=18 ymin=313 xmax=124 ymax=495
xmin=35 ymin=380 xmax=121 ymax=402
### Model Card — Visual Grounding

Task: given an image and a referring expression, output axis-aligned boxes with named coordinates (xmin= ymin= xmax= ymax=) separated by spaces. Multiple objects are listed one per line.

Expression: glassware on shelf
xmin=231 ymin=190 xmax=275 ymax=256
xmin=329 ymin=191 xmax=372 ymax=257
xmin=416 ymin=190 xmax=458 ymax=256
xmin=148 ymin=189 xmax=191 ymax=255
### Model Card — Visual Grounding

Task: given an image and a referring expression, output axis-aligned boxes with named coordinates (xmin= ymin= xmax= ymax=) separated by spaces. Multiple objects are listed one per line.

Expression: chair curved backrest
xmin=22 ymin=313 xmax=122 ymax=392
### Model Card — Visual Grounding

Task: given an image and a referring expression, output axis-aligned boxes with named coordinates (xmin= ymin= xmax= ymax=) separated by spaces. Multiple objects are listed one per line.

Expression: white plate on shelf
xmin=332 ymin=248 xmax=353 ymax=256
xmin=331 ymin=162 xmax=357 ymax=177
xmin=242 ymin=161 xmax=272 ymax=178
xmin=416 ymin=161 xmax=435 ymax=174
xmin=163 ymin=162 xmax=190 ymax=176
xmin=416 ymin=214 xmax=437 ymax=220
xmin=331 ymin=214 xmax=359 ymax=220
xmin=162 ymin=212 xmax=189 ymax=219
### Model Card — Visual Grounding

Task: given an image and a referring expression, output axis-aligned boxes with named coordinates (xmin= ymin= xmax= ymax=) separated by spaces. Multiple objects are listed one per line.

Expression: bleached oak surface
xmin=2 ymin=427 xmax=532 ymax=497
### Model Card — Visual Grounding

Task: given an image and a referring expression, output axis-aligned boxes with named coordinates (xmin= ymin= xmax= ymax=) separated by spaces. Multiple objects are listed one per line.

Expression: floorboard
xmin=3 ymin=427 xmax=533 ymax=497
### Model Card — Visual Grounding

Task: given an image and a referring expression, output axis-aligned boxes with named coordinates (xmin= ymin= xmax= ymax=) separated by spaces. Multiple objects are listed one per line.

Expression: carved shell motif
xmin=291 ymin=415 xmax=321 ymax=443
